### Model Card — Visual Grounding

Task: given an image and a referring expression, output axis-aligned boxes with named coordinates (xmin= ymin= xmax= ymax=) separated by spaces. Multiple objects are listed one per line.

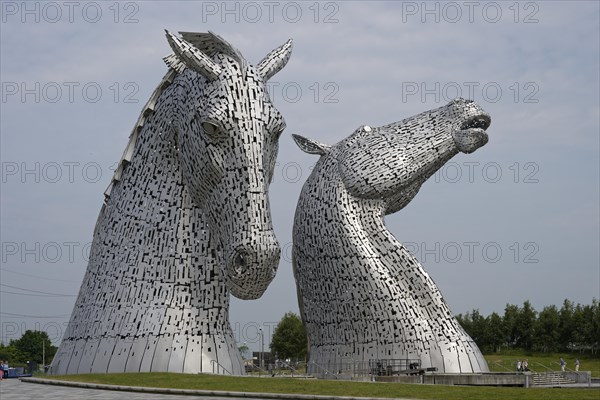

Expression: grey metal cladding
xmin=292 ymin=99 xmax=492 ymax=374
xmin=52 ymin=31 xmax=292 ymax=375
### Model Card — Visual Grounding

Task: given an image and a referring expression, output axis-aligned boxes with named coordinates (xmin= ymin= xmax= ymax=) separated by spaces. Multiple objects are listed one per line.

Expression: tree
xmin=10 ymin=330 xmax=57 ymax=365
xmin=571 ymin=300 xmax=599 ymax=353
xmin=486 ymin=312 xmax=505 ymax=353
xmin=516 ymin=301 xmax=537 ymax=350
xmin=469 ymin=309 xmax=487 ymax=345
xmin=533 ymin=305 xmax=560 ymax=352
xmin=0 ymin=343 xmax=26 ymax=365
xmin=456 ymin=300 xmax=599 ymax=353
xmin=503 ymin=303 xmax=521 ymax=348
xmin=455 ymin=313 xmax=471 ymax=334
xmin=571 ymin=303 xmax=588 ymax=349
xmin=592 ymin=299 xmax=600 ymax=354
xmin=238 ymin=343 xmax=250 ymax=360
xmin=558 ymin=299 xmax=575 ymax=349
xmin=270 ymin=312 xmax=307 ymax=362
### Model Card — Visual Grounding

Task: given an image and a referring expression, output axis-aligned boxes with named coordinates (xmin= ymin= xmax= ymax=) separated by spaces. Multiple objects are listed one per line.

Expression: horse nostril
xmin=233 ymin=251 xmax=248 ymax=276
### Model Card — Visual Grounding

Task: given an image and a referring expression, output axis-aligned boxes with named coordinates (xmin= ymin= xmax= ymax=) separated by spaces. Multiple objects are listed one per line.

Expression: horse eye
xmin=201 ymin=122 xmax=219 ymax=136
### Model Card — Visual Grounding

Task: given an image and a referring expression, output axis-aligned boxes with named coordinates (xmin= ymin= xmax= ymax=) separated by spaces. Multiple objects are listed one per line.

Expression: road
xmin=0 ymin=378 xmax=267 ymax=400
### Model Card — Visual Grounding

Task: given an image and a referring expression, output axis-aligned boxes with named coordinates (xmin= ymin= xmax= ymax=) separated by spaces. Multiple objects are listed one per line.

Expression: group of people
xmin=0 ymin=360 xmax=8 ymax=381
xmin=519 ymin=357 xmax=583 ymax=373
xmin=560 ymin=357 xmax=581 ymax=372
xmin=516 ymin=359 xmax=529 ymax=372
xmin=517 ymin=357 xmax=584 ymax=373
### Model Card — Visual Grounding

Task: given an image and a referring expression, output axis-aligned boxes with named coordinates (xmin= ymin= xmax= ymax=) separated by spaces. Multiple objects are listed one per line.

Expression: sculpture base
xmin=307 ymin=339 xmax=489 ymax=376
xmin=51 ymin=333 xmax=244 ymax=375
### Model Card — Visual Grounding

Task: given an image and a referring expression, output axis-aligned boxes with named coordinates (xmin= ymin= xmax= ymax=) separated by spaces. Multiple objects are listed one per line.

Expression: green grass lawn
xmin=49 ymin=372 xmax=599 ymax=400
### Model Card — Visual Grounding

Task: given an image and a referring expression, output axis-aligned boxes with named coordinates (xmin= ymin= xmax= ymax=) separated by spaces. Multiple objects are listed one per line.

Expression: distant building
xmin=252 ymin=351 xmax=274 ymax=367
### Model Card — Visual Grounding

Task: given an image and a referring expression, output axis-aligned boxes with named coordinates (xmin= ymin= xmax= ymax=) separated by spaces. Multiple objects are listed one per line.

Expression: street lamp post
xmin=258 ymin=328 xmax=264 ymax=371
xmin=261 ymin=329 xmax=265 ymax=369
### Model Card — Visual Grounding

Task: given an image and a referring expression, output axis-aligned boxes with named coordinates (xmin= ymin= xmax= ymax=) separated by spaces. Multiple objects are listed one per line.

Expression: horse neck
xmin=295 ymin=154 xmax=386 ymax=258
xmin=296 ymin=154 xmax=455 ymax=321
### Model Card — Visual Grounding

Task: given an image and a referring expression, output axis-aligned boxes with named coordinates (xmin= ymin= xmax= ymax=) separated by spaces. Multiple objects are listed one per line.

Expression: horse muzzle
xmin=225 ymin=235 xmax=280 ymax=300
xmin=452 ymin=113 xmax=491 ymax=154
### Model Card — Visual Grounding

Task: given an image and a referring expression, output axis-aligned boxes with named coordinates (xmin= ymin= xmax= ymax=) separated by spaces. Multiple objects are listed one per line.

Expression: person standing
xmin=0 ymin=360 xmax=8 ymax=379
xmin=560 ymin=357 xmax=566 ymax=372
xmin=516 ymin=360 xmax=522 ymax=372
xmin=523 ymin=359 xmax=529 ymax=372
xmin=575 ymin=358 xmax=580 ymax=371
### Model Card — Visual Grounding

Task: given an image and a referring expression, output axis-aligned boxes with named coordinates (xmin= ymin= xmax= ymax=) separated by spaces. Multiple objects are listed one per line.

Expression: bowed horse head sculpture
xmin=165 ymin=31 xmax=292 ymax=298
xmin=292 ymin=98 xmax=492 ymax=374
xmin=52 ymin=31 xmax=292 ymax=376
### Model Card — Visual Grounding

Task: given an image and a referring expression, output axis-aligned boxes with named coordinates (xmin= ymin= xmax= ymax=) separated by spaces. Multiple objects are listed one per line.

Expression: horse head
xmin=166 ymin=31 xmax=292 ymax=300
xmin=293 ymin=98 xmax=491 ymax=213
xmin=291 ymin=99 xmax=493 ymax=374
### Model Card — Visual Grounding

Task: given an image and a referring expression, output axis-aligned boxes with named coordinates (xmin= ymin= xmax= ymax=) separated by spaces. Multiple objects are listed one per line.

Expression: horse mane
xmin=181 ymin=31 xmax=245 ymax=64
xmin=105 ymin=31 xmax=245 ymax=199
xmin=163 ymin=31 xmax=245 ymax=73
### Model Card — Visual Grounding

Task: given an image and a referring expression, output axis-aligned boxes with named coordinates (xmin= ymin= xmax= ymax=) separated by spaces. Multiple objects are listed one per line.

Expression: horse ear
xmin=165 ymin=30 xmax=221 ymax=81
xmin=256 ymin=39 xmax=293 ymax=81
xmin=292 ymin=134 xmax=330 ymax=156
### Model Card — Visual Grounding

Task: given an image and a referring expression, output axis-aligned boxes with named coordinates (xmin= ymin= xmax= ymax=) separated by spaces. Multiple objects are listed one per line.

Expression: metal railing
xmin=275 ymin=361 xmax=299 ymax=376
xmin=244 ymin=364 xmax=266 ymax=375
xmin=307 ymin=358 xmax=423 ymax=379
xmin=309 ymin=361 xmax=340 ymax=379
xmin=489 ymin=360 xmax=515 ymax=372
xmin=210 ymin=359 xmax=231 ymax=375
xmin=368 ymin=358 xmax=422 ymax=376
xmin=531 ymin=361 xmax=557 ymax=373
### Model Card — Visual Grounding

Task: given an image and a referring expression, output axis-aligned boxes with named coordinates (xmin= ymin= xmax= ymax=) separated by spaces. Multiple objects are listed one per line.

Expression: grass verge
xmin=49 ymin=372 xmax=599 ymax=400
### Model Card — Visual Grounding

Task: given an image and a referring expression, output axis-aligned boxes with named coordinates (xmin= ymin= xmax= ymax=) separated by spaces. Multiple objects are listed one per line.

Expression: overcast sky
xmin=1 ymin=1 xmax=599 ymax=350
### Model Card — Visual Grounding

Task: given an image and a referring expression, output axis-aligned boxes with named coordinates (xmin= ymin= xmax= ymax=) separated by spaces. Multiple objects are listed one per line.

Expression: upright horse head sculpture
xmin=293 ymin=99 xmax=492 ymax=374
xmin=165 ymin=32 xmax=290 ymax=299
xmin=52 ymin=31 xmax=291 ymax=375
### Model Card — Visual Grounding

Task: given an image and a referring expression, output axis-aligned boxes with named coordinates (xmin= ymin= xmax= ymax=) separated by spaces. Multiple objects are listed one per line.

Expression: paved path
xmin=0 ymin=378 xmax=266 ymax=400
